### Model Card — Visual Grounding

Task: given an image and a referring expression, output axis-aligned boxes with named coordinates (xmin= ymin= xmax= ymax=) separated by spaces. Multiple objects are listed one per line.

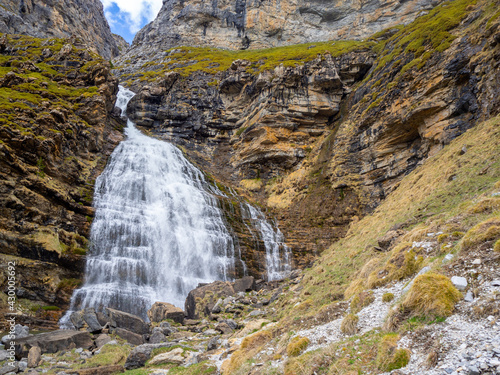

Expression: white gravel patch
xmin=296 ymin=282 xmax=405 ymax=352
xmin=381 ymin=281 xmax=500 ymax=375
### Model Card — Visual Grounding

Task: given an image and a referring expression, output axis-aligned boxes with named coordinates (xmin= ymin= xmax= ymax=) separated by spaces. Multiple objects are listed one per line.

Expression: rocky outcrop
xmin=132 ymin=0 xmax=442 ymax=51
xmin=121 ymin=1 xmax=500 ymax=264
xmin=122 ymin=48 xmax=374 ymax=263
xmin=0 ymin=0 xmax=123 ymax=59
xmin=0 ymin=34 xmax=122 ymax=324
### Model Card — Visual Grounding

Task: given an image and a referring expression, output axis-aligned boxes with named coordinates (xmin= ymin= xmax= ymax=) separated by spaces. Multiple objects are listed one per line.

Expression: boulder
xmin=159 ymin=321 xmax=177 ymax=336
xmin=1 ymin=324 xmax=30 ymax=345
xmin=215 ymin=322 xmax=233 ymax=335
xmin=95 ymin=334 xmax=112 ymax=348
xmin=377 ymin=230 xmax=402 ymax=250
xmin=125 ymin=345 xmax=153 ymax=370
xmin=233 ymin=276 xmax=256 ymax=293
xmin=104 ymin=308 xmax=149 ymax=335
xmin=111 ymin=328 xmax=144 ymax=346
xmin=451 ymin=276 xmax=468 ymax=291
xmin=148 ymin=347 xmax=184 ymax=365
xmin=124 ymin=343 xmax=176 ymax=370
xmin=147 ymin=302 xmax=185 ymax=324
xmin=185 ymin=281 xmax=235 ymax=319
xmin=149 ymin=327 xmax=167 ymax=344
xmin=224 ymin=319 xmax=238 ymax=330
xmin=82 ymin=308 xmax=102 ymax=333
xmin=27 ymin=346 xmax=41 ymax=368
xmin=0 ymin=362 xmax=18 ymax=375
xmin=14 ymin=330 xmax=93 ymax=358
xmin=70 ymin=311 xmax=85 ymax=330
xmin=207 ymin=337 xmax=219 ymax=351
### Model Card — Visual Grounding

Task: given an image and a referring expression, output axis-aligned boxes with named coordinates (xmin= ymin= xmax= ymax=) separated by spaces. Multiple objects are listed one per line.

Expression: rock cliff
xmin=132 ymin=0 xmax=443 ymax=51
xmin=0 ymin=33 xmax=122 ymax=326
xmin=119 ymin=0 xmax=500 ymax=266
xmin=0 ymin=0 xmax=125 ymax=59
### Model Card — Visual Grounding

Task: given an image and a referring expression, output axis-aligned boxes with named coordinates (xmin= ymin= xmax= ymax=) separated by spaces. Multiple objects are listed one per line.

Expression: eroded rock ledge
xmin=0 ymin=34 xmax=123 ymax=322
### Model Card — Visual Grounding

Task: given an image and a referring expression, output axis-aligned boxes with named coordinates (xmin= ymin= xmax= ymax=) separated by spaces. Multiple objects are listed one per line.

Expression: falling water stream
xmin=61 ymin=86 xmax=290 ymax=325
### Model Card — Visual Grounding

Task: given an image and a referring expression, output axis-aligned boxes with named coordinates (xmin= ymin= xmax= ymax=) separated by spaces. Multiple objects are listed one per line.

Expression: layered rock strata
xmin=132 ymin=0 xmax=443 ymax=51
xmin=0 ymin=34 xmax=122 ymax=321
xmin=122 ymin=1 xmax=500 ymax=264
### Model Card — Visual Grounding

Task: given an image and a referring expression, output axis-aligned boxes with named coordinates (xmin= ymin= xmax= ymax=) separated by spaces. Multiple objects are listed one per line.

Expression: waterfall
xmin=61 ymin=86 xmax=291 ymax=325
xmin=241 ymin=203 xmax=292 ymax=281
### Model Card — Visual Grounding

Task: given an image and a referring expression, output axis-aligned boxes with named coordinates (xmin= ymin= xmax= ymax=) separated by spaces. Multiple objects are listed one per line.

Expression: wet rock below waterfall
xmin=103 ymin=308 xmax=150 ymax=335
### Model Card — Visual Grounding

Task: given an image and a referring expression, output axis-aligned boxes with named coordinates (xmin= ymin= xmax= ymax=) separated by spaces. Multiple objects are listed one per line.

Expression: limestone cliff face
xmin=0 ymin=0 xmax=125 ymax=59
xmin=121 ymin=1 xmax=500 ymax=265
xmin=132 ymin=0 xmax=441 ymax=51
xmin=0 ymin=34 xmax=122 ymax=324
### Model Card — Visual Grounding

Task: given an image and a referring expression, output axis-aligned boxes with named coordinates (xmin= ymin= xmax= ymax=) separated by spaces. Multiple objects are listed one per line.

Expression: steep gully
xmin=61 ymin=86 xmax=291 ymax=325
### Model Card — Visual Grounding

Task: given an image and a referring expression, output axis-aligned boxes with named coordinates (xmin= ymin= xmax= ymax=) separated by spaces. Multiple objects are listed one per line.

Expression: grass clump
xmin=461 ymin=217 xmax=500 ymax=251
xmin=41 ymin=306 xmax=60 ymax=311
xmin=494 ymin=239 xmax=500 ymax=252
xmin=241 ymin=330 xmax=272 ymax=350
xmin=340 ymin=313 xmax=359 ymax=336
xmin=376 ymin=334 xmax=411 ymax=371
xmin=382 ymin=293 xmax=395 ymax=303
xmin=286 ymin=336 xmax=310 ymax=357
xmin=57 ymin=278 xmax=82 ymax=291
xmin=222 ymin=330 xmax=273 ymax=373
xmin=240 ymin=178 xmax=263 ymax=191
xmin=350 ymin=291 xmax=375 ymax=313
xmin=79 ymin=344 xmax=130 ymax=368
xmin=402 ymin=273 xmax=462 ymax=320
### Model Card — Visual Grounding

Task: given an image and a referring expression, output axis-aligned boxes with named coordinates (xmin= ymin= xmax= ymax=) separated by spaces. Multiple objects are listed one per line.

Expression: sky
xmin=100 ymin=0 xmax=163 ymax=44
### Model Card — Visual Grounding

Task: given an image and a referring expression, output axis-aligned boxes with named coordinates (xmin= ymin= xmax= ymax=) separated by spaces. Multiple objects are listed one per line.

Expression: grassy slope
xmin=280 ymin=113 xmax=499 ymax=320
xmin=263 ymin=115 xmax=499 ymax=374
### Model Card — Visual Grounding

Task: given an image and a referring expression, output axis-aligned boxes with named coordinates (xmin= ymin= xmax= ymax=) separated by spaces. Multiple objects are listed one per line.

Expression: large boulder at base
xmin=70 ymin=308 xmax=103 ymax=332
xmin=111 ymin=328 xmax=144 ymax=346
xmin=147 ymin=302 xmax=185 ymax=324
xmin=14 ymin=330 xmax=93 ymax=358
xmin=104 ymin=308 xmax=149 ymax=335
xmin=185 ymin=281 xmax=235 ymax=319
xmin=82 ymin=308 xmax=103 ymax=333
xmin=233 ymin=276 xmax=256 ymax=292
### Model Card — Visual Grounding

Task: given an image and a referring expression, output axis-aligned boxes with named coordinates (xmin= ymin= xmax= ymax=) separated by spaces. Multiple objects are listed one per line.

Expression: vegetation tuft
xmin=340 ymin=313 xmax=359 ymax=336
xmin=286 ymin=336 xmax=310 ymax=357
xmin=376 ymin=334 xmax=411 ymax=371
xmin=402 ymin=273 xmax=462 ymax=320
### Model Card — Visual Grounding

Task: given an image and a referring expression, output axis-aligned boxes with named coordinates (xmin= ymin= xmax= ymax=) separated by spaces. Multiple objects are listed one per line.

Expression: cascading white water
xmin=61 ymin=86 xmax=290 ymax=325
xmin=241 ymin=203 xmax=292 ymax=281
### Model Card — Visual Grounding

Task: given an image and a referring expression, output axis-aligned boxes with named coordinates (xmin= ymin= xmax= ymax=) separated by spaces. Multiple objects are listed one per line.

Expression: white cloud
xmin=101 ymin=0 xmax=163 ymax=33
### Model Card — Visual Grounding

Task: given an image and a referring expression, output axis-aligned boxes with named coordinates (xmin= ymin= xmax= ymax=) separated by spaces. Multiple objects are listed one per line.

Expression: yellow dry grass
xmin=402 ymin=273 xmax=462 ymax=319
xmin=340 ymin=313 xmax=359 ymax=336
xmin=461 ymin=217 xmax=500 ymax=251
xmin=286 ymin=336 xmax=310 ymax=357
xmin=376 ymin=334 xmax=411 ymax=371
